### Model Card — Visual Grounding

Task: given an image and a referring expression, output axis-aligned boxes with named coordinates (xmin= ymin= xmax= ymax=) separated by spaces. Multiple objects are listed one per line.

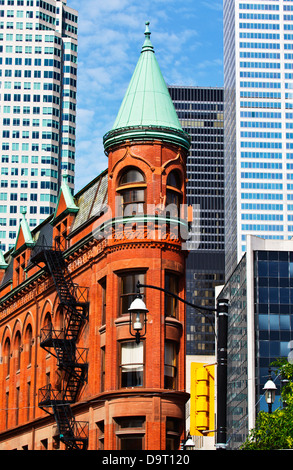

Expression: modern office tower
xmin=168 ymin=86 xmax=225 ymax=355
xmin=0 ymin=0 xmax=77 ymax=252
xmin=224 ymin=0 xmax=293 ymax=279
xmin=218 ymin=235 xmax=293 ymax=449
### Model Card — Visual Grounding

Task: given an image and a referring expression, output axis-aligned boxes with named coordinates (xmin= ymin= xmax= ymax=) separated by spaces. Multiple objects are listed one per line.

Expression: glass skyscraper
xmin=224 ymin=0 xmax=293 ymax=279
xmin=168 ymin=86 xmax=225 ymax=355
xmin=219 ymin=235 xmax=293 ymax=449
xmin=0 ymin=0 xmax=77 ymax=252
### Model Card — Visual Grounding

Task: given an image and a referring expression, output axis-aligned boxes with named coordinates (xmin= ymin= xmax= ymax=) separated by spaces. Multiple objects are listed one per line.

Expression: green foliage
xmin=241 ymin=360 xmax=293 ymax=450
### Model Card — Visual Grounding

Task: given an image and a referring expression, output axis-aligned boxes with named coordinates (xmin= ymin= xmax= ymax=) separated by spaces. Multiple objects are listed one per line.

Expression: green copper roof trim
xmin=0 ymin=250 xmax=8 ymax=269
xmin=103 ymin=22 xmax=190 ymax=152
xmin=60 ymin=173 xmax=79 ymax=212
xmin=13 ymin=208 xmax=35 ymax=256
xmin=51 ymin=173 xmax=79 ymax=225
xmin=104 ymin=125 xmax=190 ymax=151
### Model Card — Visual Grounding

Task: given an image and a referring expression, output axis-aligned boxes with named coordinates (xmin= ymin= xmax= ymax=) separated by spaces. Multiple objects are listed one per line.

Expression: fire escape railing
xmin=30 ymin=236 xmax=89 ymax=450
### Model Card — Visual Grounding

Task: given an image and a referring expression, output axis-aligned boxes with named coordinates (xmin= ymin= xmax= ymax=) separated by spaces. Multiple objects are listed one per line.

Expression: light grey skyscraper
xmin=224 ymin=0 xmax=293 ymax=279
xmin=0 ymin=0 xmax=77 ymax=252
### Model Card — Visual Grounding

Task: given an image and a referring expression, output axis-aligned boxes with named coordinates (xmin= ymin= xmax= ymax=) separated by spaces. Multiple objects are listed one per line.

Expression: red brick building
xmin=0 ymin=23 xmax=190 ymax=450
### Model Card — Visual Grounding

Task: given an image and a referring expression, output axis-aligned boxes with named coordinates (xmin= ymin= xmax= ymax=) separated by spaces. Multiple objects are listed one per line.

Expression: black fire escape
xmin=30 ymin=236 xmax=89 ymax=450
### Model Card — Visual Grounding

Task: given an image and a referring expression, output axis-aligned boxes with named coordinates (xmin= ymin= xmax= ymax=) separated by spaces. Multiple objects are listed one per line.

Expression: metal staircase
xmin=30 ymin=237 xmax=89 ymax=450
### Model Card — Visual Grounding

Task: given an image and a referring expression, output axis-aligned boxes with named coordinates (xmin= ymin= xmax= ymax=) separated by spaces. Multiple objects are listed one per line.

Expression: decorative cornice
xmin=104 ymin=125 xmax=190 ymax=154
xmin=109 ymin=147 xmax=155 ymax=178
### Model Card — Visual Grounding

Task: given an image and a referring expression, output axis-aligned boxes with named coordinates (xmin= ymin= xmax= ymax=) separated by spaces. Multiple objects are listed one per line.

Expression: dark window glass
xmin=120 ymin=272 xmax=145 ymax=315
xmin=165 ymin=272 xmax=179 ymax=318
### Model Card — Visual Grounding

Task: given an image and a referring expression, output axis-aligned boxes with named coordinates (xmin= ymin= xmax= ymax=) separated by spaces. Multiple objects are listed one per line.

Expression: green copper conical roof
xmin=103 ymin=22 xmax=190 ymax=152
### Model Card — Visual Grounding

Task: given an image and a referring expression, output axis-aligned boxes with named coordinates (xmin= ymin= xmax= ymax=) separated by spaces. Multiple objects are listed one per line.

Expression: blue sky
xmin=68 ymin=0 xmax=224 ymax=192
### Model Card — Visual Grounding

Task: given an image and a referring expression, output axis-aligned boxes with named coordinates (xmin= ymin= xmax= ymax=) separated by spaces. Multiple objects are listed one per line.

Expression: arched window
xmin=25 ymin=324 xmax=33 ymax=365
xmin=120 ymin=169 xmax=144 ymax=185
xmin=166 ymin=171 xmax=182 ymax=213
xmin=40 ymin=312 xmax=52 ymax=346
xmin=15 ymin=331 xmax=22 ymax=372
xmin=4 ymin=338 xmax=11 ymax=377
xmin=117 ymin=168 xmax=146 ymax=217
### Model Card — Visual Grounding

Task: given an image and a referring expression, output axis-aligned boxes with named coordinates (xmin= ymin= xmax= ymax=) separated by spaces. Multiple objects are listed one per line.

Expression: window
xmin=96 ymin=421 xmax=104 ymax=450
xmin=165 ymin=272 xmax=179 ymax=318
xmin=120 ymin=272 xmax=145 ymax=316
xmin=117 ymin=168 xmax=146 ymax=217
xmin=40 ymin=439 xmax=48 ymax=450
xmin=166 ymin=171 xmax=182 ymax=214
xmin=120 ymin=341 xmax=144 ymax=388
xmin=16 ymin=386 xmax=20 ymax=426
xmin=100 ymin=278 xmax=106 ymax=325
xmin=164 ymin=341 xmax=177 ymax=390
xmin=25 ymin=324 xmax=32 ymax=365
xmin=15 ymin=253 xmax=26 ymax=284
xmin=4 ymin=338 xmax=11 ymax=377
xmin=100 ymin=346 xmax=105 ymax=392
xmin=26 ymin=381 xmax=30 ymax=421
xmin=115 ymin=417 xmax=145 ymax=450
xmin=15 ymin=331 xmax=22 ymax=371
xmin=166 ymin=418 xmax=182 ymax=450
xmin=55 ymin=220 xmax=68 ymax=251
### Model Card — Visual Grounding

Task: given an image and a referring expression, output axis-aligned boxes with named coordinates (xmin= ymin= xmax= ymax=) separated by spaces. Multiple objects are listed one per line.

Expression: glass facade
xmin=220 ymin=255 xmax=248 ymax=450
xmin=0 ymin=0 xmax=77 ymax=252
xmin=168 ymin=86 xmax=225 ymax=355
xmin=224 ymin=0 xmax=293 ymax=279
xmin=254 ymin=250 xmax=293 ymax=412
xmin=220 ymin=243 xmax=293 ymax=449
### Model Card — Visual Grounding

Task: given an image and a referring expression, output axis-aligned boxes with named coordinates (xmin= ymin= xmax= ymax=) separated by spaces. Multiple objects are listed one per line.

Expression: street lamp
xmin=128 ymin=294 xmax=148 ymax=344
xmin=184 ymin=434 xmax=195 ymax=450
xmin=130 ymin=280 xmax=229 ymax=450
xmin=263 ymin=369 xmax=277 ymax=414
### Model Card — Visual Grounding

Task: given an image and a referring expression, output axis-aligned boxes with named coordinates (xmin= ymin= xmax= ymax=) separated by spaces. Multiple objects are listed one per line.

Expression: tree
xmin=241 ymin=360 xmax=293 ymax=450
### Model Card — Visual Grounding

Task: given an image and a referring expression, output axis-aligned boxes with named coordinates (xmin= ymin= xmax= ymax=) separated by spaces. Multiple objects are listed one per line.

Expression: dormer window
xmin=55 ymin=219 xmax=68 ymax=251
xmin=15 ymin=253 xmax=26 ymax=285
xmin=117 ymin=168 xmax=146 ymax=217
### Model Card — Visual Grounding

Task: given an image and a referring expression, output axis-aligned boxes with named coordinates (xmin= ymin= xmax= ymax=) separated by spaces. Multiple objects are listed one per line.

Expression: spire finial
xmin=142 ymin=21 xmax=154 ymax=52
xmin=145 ymin=21 xmax=151 ymax=38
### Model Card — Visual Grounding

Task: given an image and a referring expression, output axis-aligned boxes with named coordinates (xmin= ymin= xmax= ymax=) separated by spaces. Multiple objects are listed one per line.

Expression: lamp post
xmin=184 ymin=434 xmax=195 ymax=450
xmin=263 ymin=368 xmax=277 ymax=414
xmin=128 ymin=293 xmax=148 ymax=344
xmin=216 ymin=298 xmax=229 ymax=450
xmin=128 ymin=280 xmax=229 ymax=450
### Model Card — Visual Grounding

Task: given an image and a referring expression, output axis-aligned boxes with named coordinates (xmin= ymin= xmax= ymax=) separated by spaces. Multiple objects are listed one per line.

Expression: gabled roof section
xmin=13 ymin=208 xmax=34 ymax=256
xmin=70 ymin=169 xmax=108 ymax=234
xmin=52 ymin=174 xmax=79 ymax=225
xmin=103 ymin=22 xmax=190 ymax=152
